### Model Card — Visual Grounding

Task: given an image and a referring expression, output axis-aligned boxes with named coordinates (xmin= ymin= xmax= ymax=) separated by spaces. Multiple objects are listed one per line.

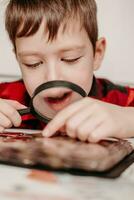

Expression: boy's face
xmin=16 ymin=19 xmax=105 ymax=111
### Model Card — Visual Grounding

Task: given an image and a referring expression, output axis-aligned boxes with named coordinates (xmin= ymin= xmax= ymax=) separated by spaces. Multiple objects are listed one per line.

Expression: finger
xmin=76 ymin=114 xmax=103 ymax=141
xmin=87 ymin=122 xmax=113 ymax=143
xmin=0 ymin=100 xmax=22 ymax=127
xmin=5 ymin=100 xmax=27 ymax=109
xmin=0 ymin=112 xmax=12 ymax=128
xmin=42 ymin=97 xmax=92 ymax=137
xmin=0 ymin=126 xmax=4 ymax=133
xmin=65 ymin=104 xmax=95 ymax=138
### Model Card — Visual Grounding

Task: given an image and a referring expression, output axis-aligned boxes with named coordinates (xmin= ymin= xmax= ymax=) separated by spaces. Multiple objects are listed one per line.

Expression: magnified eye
xmin=24 ymin=61 xmax=43 ymax=68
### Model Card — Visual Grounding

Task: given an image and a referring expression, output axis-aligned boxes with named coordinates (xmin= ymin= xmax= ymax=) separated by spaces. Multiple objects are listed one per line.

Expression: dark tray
xmin=0 ymin=132 xmax=133 ymax=178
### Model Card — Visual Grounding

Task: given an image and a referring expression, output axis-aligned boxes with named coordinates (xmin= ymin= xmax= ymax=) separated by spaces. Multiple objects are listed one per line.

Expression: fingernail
xmin=88 ymin=134 xmax=98 ymax=143
xmin=21 ymin=105 xmax=27 ymax=109
xmin=42 ymin=129 xmax=50 ymax=137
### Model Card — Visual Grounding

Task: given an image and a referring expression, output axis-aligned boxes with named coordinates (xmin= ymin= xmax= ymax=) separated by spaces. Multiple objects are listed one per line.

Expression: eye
xmin=61 ymin=56 xmax=82 ymax=63
xmin=23 ymin=61 xmax=43 ymax=68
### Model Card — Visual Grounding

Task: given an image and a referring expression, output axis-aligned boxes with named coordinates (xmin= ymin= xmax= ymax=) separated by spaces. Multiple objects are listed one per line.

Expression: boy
xmin=0 ymin=0 xmax=134 ymax=143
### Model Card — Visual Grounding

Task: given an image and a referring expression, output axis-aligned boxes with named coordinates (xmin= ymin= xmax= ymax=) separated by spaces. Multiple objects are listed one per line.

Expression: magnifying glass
xmin=18 ymin=80 xmax=87 ymax=124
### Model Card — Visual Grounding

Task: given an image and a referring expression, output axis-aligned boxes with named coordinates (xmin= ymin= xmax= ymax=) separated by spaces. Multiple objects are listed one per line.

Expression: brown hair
xmin=5 ymin=0 xmax=98 ymax=51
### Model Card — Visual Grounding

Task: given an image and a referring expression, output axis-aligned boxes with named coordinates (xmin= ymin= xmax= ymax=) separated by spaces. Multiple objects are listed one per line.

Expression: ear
xmin=93 ymin=37 xmax=106 ymax=71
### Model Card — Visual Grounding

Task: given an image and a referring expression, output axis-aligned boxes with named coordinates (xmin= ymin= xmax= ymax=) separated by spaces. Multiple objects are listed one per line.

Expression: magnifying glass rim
xmin=32 ymin=80 xmax=87 ymax=98
xmin=30 ymin=80 xmax=87 ymax=123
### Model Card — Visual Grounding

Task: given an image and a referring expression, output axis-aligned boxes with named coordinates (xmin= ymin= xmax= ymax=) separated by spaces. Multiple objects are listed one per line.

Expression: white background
xmin=0 ymin=0 xmax=134 ymax=83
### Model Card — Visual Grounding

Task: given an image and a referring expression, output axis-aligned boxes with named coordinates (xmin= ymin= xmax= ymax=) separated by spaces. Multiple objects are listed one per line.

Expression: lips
xmin=44 ymin=91 xmax=73 ymax=111
xmin=46 ymin=92 xmax=71 ymax=103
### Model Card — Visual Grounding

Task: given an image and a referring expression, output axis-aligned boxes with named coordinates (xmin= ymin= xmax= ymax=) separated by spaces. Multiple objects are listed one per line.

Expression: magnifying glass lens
xmin=33 ymin=86 xmax=85 ymax=122
xmin=18 ymin=81 xmax=87 ymax=123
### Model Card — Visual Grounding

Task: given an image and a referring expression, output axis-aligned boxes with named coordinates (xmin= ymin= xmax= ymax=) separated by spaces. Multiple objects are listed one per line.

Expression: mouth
xmin=44 ymin=91 xmax=73 ymax=111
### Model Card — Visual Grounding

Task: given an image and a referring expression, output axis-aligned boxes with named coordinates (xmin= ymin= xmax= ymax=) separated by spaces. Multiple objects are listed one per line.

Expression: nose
xmin=46 ymin=62 xmax=61 ymax=82
xmin=44 ymin=63 xmax=69 ymax=97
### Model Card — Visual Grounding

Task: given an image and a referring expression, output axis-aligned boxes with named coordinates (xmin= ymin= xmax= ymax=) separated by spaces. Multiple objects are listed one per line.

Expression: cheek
xmin=20 ymin=67 xmax=46 ymax=96
xmin=63 ymin=61 xmax=94 ymax=94
xmin=23 ymin=78 xmax=36 ymax=97
xmin=73 ymin=68 xmax=93 ymax=94
xmin=22 ymin=72 xmax=41 ymax=97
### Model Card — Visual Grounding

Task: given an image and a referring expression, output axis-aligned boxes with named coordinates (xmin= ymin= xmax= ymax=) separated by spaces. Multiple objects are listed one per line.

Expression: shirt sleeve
xmin=125 ymin=87 xmax=134 ymax=106
xmin=0 ymin=80 xmax=27 ymax=103
xmin=96 ymin=78 xmax=134 ymax=107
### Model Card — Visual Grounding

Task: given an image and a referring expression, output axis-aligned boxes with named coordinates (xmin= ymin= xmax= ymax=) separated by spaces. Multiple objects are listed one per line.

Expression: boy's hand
xmin=42 ymin=97 xmax=132 ymax=142
xmin=0 ymin=98 xmax=26 ymax=132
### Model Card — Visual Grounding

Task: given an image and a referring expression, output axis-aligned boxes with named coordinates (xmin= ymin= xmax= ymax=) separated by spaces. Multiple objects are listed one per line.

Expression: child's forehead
xmin=17 ymin=17 xmax=88 ymax=44
xmin=16 ymin=31 xmax=90 ymax=55
xmin=16 ymin=20 xmax=91 ymax=56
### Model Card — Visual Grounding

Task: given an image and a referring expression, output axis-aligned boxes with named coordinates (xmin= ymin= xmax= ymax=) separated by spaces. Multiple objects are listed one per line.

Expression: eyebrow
xmin=18 ymin=51 xmax=43 ymax=57
xmin=59 ymin=45 xmax=85 ymax=52
xmin=17 ymin=45 xmax=85 ymax=57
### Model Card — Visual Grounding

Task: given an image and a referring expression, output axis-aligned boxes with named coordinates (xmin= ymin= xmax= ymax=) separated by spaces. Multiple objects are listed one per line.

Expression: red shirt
xmin=0 ymin=77 xmax=134 ymax=129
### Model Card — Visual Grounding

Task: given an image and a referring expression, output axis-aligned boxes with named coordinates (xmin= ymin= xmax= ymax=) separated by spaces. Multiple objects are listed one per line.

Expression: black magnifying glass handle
xmin=18 ymin=107 xmax=31 ymax=115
